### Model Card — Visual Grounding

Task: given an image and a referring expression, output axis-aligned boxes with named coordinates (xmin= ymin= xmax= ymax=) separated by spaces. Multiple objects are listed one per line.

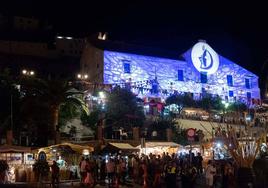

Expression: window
xmin=229 ymin=90 xmax=234 ymax=97
xmin=245 ymin=78 xmax=251 ymax=89
xmin=178 ymin=70 xmax=184 ymax=81
xmin=227 ymin=75 xmax=233 ymax=86
xmin=123 ymin=62 xmax=131 ymax=73
xmin=247 ymin=92 xmax=251 ymax=99
xmin=200 ymin=72 xmax=207 ymax=83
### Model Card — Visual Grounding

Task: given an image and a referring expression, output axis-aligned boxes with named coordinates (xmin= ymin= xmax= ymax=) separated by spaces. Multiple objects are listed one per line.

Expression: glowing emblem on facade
xmin=191 ymin=42 xmax=219 ymax=74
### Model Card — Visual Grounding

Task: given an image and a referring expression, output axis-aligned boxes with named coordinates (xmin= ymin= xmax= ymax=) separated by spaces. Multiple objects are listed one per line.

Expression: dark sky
xmin=1 ymin=1 xmax=268 ymax=76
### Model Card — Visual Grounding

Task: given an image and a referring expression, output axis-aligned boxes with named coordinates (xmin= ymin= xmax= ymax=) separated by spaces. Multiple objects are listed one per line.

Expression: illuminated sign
xmin=191 ymin=42 xmax=219 ymax=74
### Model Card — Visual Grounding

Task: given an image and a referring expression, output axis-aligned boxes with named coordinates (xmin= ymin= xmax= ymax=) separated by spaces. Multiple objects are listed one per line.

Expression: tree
xmin=165 ymin=93 xmax=195 ymax=115
xmin=80 ymin=109 xmax=100 ymax=138
xmin=228 ymin=101 xmax=247 ymax=113
xmin=21 ymin=78 xmax=89 ymax=144
xmin=0 ymin=69 xmax=20 ymax=139
xmin=149 ymin=116 xmax=177 ymax=140
xmin=106 ymin=86 xmax=145 ymax=128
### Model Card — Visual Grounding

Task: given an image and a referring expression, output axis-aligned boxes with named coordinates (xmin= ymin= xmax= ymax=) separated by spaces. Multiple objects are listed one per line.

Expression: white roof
xmin=137 ymin=142 xmax=181 ymax=148
xmin=0 ymin=145 xmax=32 ymax=153
xmin=109 ymin=142 xmax=137 ymax=150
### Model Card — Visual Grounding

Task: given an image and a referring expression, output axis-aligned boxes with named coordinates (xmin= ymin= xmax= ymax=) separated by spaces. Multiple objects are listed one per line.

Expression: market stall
xmin=136 ymin=141 xmax=181 ymax=156
xmin=34 ymin=142 xmax=94 ymax=180
xmin=101 ymin=142 xmax=139 ymax=155
xmin=0 ymin=145 xmax=34 ymax=182
xmin=36 ymin=142 xmax=94 ymax=163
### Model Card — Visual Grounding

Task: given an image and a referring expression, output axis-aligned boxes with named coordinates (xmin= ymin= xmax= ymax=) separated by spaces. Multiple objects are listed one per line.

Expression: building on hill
xmin=80 ymin=38 xmax=261 ymax=107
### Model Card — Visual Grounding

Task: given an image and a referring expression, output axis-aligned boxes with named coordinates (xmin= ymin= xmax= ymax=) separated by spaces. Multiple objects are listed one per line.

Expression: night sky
xmin=1 ymin=1 xmax=268 ymax=76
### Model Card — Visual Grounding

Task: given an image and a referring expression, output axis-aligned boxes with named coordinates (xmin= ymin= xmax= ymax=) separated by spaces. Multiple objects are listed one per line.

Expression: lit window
xmin=178 ymin=70 xmax=184 ymax=81
xmin=227 ymin=75 xmax=233 ymax=86
xmin=245 ymin=78 xmax=251 ymax=89
xmin=123 ymin=62 xmax=131 ymax=73
xmin=200 ymin=72 xmax=207 ymax=83
xmin=229 ymin=90 xmax=234 ymax=97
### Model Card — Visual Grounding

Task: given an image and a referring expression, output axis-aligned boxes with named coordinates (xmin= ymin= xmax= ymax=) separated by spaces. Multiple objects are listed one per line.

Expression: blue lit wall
xmin=103 ymin=49 xmax=260 ymax=102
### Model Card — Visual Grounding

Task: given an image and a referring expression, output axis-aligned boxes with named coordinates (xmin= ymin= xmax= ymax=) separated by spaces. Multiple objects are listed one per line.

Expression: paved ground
xmin=0 ymin=176 xmax=207 ymax=188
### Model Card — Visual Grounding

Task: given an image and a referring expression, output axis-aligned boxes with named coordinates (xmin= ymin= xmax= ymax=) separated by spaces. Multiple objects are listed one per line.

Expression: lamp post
xmin=22 ymin=69 xmax=35 ymax=76
xmin=77 ymin=73 xmax=88 ymax=80
xmin=77 ymin=73 xmax=89 ymax=91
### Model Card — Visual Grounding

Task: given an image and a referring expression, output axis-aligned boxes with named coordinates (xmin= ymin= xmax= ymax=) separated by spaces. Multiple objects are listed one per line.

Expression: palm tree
xmin=22 ymin=78 xmax=89 ymax=144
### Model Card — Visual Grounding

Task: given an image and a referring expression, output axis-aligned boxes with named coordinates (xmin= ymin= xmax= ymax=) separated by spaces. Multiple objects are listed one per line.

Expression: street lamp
xmin=22 ymin=69 xmax=35 ymax=76
xmin=77 ymin=73 xmax=88 ymax=80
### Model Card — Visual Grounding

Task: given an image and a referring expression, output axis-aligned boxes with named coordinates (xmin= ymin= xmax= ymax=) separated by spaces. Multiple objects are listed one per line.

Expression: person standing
xmin=205 ymin=160 xmax=216 ymax=188
xmin=69 ymin=162 xmax=77 ymax=180
xmin=165 ymin=161 xmax=177 ymax=188
xmin=196 ymin=152 xmax=203 ymax=175
xmin=51 ymin=160 xmax=60 ymax=188
xmin=120 ymin=158 xmax=127 ymax=184
xmin=84 ymin=158 xmax=94 ymax=188
xmin=141 ymin=161 xmax=148 ymax=188
xmin=106 ymin=158 xmax=115 ymax=186
xmin=79 ymin=157 xmax=87 ymax=183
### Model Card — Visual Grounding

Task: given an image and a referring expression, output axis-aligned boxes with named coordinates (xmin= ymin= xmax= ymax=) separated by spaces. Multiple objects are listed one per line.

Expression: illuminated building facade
xmin=81 ymin=40 xmax=260 ymax=105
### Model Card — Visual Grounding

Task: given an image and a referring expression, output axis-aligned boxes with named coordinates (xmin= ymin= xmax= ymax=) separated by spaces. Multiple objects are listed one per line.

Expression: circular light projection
xmin=191 ymin=42 xmax=219 ymax=74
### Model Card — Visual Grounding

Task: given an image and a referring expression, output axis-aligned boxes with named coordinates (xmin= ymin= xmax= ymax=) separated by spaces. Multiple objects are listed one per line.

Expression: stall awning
xmin=36 ymin=142 xmax=94 ymax=154
xmin=0 ymin=145 xmax=32 ymax=153
xmin=101 ymin=142 xmax=139 ymax=154
xmin=137 ymin=142 xmax=181 ymax=148
xmin=109 ymin=143 xmax=137 ymax=150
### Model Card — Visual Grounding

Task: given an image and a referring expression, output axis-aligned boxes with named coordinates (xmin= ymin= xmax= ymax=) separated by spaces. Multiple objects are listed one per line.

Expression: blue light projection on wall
xmin=103 ymin=46 xmax=260 ymax=103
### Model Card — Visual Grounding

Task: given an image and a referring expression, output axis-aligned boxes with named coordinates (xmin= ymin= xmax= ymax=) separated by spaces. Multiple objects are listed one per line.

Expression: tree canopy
xmin=105 ymin=86 xmax=145 ymax=128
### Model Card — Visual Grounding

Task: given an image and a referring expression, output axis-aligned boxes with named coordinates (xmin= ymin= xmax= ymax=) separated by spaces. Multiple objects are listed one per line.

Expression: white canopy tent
xmin=136 ymin=141 xmax=182 ymax=156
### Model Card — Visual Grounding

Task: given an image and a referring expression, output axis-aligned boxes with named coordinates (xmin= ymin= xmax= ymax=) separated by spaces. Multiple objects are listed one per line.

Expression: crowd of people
xmin=75 ymin=151 xmax=236 ymax=188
